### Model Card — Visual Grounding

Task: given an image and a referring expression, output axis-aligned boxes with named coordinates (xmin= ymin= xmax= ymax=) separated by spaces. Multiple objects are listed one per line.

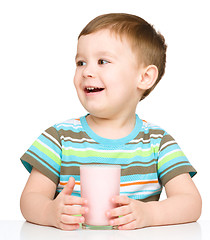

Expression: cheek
xmin=73 ymin=72 xmax=80 ymax=89
xmin=73 ymin=75 xmax=77 ymax=88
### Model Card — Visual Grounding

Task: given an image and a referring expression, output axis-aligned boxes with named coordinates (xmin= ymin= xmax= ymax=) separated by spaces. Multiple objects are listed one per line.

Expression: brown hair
xmin=78 ymin=13 xmax=167 ymax=101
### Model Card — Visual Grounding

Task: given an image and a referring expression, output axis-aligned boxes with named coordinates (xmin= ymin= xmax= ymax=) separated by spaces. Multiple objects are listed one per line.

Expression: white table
xmin=0 ymin=220 xmax=210 ymax=240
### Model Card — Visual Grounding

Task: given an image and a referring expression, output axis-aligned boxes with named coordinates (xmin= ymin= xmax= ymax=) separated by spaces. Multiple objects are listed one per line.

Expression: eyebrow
xmin=75 ymin=53 xmax=81 ymax=61
xmin=75 ymin=51 xmax=117 ymax=60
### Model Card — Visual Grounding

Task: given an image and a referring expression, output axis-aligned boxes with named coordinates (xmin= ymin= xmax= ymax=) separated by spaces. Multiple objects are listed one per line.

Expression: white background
xmin=0 ymin=0 xmax=209 ymax=221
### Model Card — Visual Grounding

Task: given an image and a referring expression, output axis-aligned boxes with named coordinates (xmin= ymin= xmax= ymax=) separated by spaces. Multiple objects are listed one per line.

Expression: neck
xmin=86 ymin=113 xmax=136 ymax=139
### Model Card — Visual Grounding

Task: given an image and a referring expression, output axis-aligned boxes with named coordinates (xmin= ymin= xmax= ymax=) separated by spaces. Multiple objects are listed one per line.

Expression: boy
xmin=20 ymin=13 xmax=202 ymax=230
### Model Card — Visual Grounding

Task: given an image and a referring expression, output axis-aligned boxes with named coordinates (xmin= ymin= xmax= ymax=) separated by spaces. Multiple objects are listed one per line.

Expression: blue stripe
xmin=38 ymin=134 xmax=61 ymax=156
xmin=62 ymin=155 xmax=156 ymax=164
xmin=60 ymin=175 xmax=80 ymax=181
xmin=159 ymin=162 xmax=192 ymax=179
xmin=158 ymin=156 xmax=188 ymax=175
xmin=55 ymin=124 xmax=83 ymax=132
xmin=127 ymin=191 xmax=161 ymax=200
xmin=29 ymin=145 xmax=61 ymax=170
xmin=158 ymin=155 xmax=189 ymax=173
xmin=121 ymin=188 xmax=162 ymax=194
xmin=26 ymin=151 xmax=60 ymax=177
xmin=61 ymin=161 xmax=156 ymax=169
xmin=56 ymin=190 xmax=81 ymax=197
xmin=121 ymin=173 xmax=158 ymax=182
xmin=159 ymin=144 xmax=181 ymax=157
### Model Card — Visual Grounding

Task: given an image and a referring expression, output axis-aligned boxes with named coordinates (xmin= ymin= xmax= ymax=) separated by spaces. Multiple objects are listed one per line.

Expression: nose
xmin=82 ymin=63 xmax=95 ymax=78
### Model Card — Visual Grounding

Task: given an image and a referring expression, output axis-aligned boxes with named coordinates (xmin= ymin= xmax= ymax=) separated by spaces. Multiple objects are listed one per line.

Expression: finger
xmin=61 ymin=177 xmax=75 ymax=195
xmin=110 ymin=213 xmax=135 ymax=226
xmin=107 ymin=205 xmax=131 ymax=217
xmin=60 ymin=214 xmax=85 ymax=225
xmin=62 ymin=205 xmax=88 ymax=215
xmin=64 ymin=195 xmax=88 ymax=205
xmin=118 ymin=220 xmax=137 ymax=230
xmin=112 ymin=195 xmax=130 ymax=205
xmin=59 ymin=223 xmax=80 ymax=231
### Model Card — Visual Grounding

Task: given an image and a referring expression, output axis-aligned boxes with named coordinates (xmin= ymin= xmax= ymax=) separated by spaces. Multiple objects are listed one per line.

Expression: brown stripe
xmin=159 ymin=161 xmax=190 ymax=177
xmin=159 ymin=134 xmax=175 ymax=151
xmin=160 ymin=165 xmax=197 ymax=186
xmin=42 ymin=133 xmax=61 ymax=150
xmin=45 ymin=127 xmax=62 ymax=149
xmin=60 ymin=163 xmax=157 ymax=176
xmin=58 ymin=129 xmax=91 ymax=140
xmin=160 ymin=141 xmax=177 ymax=152
xmin=23 ymin=150 xmax=60 ymax=175
xmin=58 ymin=129 xmax=99 ymax=144
xmin=129 ymin=129 xmax=165 ymax=142
xmin=62 ymin=159 xmax=156 ymax=166
xmin=137 ymin=194 xmax=160 ymax=202
xmin=122 ymin=165 xmax=157 ymax=176
xmin=21 ymin=152 xmax=59 ymax=185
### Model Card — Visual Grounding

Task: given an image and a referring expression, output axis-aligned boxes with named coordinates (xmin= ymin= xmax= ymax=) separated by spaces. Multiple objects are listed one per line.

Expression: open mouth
xmin=84 ymin=87 xmax=105 ymax=93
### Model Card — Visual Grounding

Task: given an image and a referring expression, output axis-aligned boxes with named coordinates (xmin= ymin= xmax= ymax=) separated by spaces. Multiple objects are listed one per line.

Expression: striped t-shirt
xmin=20 ymin=114 xmax=196 ymax=202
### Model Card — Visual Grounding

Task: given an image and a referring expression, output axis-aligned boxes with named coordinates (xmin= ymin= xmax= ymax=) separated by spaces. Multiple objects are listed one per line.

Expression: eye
xmin=76 ymin=61 xmax=86 ymax=66
xmin=98 ymin=59 xmax=109 ymax=65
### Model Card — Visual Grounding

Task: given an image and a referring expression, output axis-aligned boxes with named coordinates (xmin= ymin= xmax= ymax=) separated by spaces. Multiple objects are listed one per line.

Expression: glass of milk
xmin=80 ymin=164 xmax=121 ymax=230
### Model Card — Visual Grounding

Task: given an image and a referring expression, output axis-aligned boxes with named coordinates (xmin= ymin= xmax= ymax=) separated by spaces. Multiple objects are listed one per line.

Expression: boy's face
xmin=74 ymin=29 xmax=143 ymax=119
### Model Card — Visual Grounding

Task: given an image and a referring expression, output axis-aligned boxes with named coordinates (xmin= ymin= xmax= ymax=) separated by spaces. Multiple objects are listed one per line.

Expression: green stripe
xmin=62 ymin=146 xmax=159 ymax=158
xmin=158 ymin=151 xmax=185 ymax=168
xmin=33 ymin=140 xmax=61 ymax=165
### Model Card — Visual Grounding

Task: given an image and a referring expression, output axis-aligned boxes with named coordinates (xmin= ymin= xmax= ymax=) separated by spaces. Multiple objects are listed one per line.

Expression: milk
xmin=80 ymin=165 xmax=121 ymax=228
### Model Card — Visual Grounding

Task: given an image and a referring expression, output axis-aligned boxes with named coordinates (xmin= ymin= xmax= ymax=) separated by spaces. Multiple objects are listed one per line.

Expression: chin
xmin=84 ymin=108 xmax=108 ymax=118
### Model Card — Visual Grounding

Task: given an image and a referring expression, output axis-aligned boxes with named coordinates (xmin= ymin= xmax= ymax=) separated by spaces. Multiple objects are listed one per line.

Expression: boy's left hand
xmin=106 ymin=195 xmax=151 ymax=230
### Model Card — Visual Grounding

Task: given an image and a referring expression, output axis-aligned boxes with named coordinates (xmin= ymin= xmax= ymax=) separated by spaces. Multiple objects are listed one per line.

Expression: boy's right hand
xmin=48 ymin=177 xmax=88 ymax=230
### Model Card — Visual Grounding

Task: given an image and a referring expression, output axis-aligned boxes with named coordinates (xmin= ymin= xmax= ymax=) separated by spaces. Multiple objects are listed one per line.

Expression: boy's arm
xmin=107 ymin=173 xmax=202 ymax=230
xmin=146 ymin=173 xmax=202 ymax=226
xmin=20 ymin=168 xmax=87 ymax=230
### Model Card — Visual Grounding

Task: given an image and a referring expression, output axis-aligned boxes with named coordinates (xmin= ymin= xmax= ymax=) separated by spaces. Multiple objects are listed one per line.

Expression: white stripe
xmin=56 ymin=123 xmax=83 ymax=129
xmin=159 ymin=140 xmax=176 ymax=152
xmin=142 ymin=122 xmax=161 ymax=129
xmin=121 ymin=179 xmax=158 ymax=184
xmin=36 ymin=139 xmax=61 ymax=159
xmin=121 ymin=183 xmax=161 ymax=192
xmin=64 ymin=119 xmax=81 ymax=124
xmin=43 ymin=131 xmax=62 ymax=148
xmin=62 ymin=143 xmax=159 ymax=153
xmin=120 ymin=188 xmax=161 ymax=197
xmin=57 ymin=183 xmax=161 ymax=195
xmin=60 ymin=135 xmax=96 ymax=143
xmin=130 ymin=134 xmax=163 ymax=144
xmin=58 ymin=182 xmax=80 ymax=192
xmin=158 ymin=149 xmax=183 ymax=163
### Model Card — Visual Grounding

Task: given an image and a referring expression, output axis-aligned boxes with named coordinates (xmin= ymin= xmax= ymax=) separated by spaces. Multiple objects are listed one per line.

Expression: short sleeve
xmin=158 ymin=132 xmax=197 ymax=186
xmin=20 ymin=126 xmax=62 ymax=185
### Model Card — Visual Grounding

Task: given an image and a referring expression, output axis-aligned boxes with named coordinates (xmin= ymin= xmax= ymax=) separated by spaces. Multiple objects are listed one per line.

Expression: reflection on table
xmin=20 ymin=221 xmax=202 ymax=240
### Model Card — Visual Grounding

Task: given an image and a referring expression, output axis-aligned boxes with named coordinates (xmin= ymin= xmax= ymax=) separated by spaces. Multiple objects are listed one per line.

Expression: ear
xmin=137 ymin=65 xmax=158 ymax=90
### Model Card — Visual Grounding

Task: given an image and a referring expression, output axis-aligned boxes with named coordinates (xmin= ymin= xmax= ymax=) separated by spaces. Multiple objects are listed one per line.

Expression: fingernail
xmin=106 ymin=211 xmax=110 ymax=216
xmin=80 ymin=217 xmax=85 ymax=223
xmin=85 ymin=207 xmax=89 ymax=213
xmin=84 ymin=199 xmax=88 ymax=204
xmin=110 ymin=220 xmax=114 ymax=225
